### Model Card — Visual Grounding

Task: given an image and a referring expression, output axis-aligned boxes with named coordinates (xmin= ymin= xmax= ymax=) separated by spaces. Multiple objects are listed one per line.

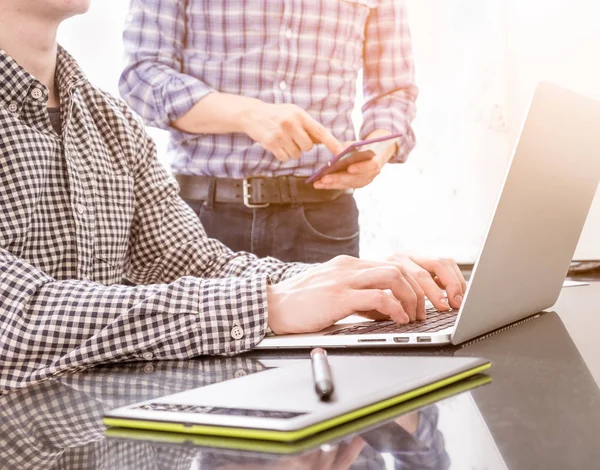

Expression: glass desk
xmin=1 ymin=282 xmax=599 ymax=469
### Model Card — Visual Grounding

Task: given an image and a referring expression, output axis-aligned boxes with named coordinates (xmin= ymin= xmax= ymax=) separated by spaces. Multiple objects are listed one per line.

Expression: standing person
xmin=0 ymin=0 xmax=462 ymax=393
xmin=120 ymin=0 xmax=418 ymax=263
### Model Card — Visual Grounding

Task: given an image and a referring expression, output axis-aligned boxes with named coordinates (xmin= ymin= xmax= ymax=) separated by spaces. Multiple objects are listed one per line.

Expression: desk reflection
xmin=0 ymin=357 xmax=504 ymax=470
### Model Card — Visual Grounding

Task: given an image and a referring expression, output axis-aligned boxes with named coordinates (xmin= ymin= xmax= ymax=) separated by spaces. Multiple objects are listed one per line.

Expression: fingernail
xmin=440 ymin=298 xmax=450 ymax=310
xmin=455 ymin=295 xmax=463 ymax=305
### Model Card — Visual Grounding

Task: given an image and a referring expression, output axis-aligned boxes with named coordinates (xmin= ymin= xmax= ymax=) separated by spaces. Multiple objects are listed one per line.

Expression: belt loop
xmin=289 ymin=176 xmax=299 ymax=204
xmin=206 ymin=176 xmax=217 ymax=209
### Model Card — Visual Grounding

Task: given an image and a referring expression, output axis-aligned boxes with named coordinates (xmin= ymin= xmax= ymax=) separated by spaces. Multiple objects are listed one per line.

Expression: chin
xmin=65 ymin=0 xmax=92 ymax=14
xmin=52 ymin=0 xmax=92 ymax=19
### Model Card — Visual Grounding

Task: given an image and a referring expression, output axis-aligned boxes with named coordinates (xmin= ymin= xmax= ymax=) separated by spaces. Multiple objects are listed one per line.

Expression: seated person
xmin=0 ymin=0 xmax=466 ymax=393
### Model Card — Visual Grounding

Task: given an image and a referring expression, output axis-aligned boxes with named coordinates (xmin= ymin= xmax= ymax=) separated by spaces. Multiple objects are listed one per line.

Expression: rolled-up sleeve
xmin=361 ymin=0 xmax=418 ymax=163
xmin=119 ymin=0 xmax=213 ymax=129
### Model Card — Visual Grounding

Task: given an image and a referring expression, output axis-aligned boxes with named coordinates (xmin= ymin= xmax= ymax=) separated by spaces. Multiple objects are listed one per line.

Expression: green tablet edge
xmin=103 ymin=362 xmax=490 ymax=442
xmin=106 ymin=373 xmax=491 ymax=455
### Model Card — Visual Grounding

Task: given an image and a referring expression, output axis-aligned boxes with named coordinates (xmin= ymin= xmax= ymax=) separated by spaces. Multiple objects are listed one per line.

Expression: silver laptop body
xmin=256 ymin=82 xmax=600 ymax=350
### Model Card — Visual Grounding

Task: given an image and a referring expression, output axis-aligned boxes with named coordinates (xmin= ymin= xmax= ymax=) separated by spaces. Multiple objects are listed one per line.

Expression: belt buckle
xmin=243 ymin=179 xmax=270 ymax=208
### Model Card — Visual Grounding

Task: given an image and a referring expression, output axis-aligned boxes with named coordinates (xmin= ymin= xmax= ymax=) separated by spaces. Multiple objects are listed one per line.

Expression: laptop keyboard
xmin=324 ymin=308 xmax=457 ymax=336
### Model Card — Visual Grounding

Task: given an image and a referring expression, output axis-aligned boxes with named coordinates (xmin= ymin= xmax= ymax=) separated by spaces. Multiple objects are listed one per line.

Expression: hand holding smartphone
xmin=305 ymin=133 xmax=402 ymax=184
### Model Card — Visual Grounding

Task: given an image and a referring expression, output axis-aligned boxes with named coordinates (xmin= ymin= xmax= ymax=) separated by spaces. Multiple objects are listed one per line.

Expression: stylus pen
xmin=310 ymin=347 xmax=334 ymax=400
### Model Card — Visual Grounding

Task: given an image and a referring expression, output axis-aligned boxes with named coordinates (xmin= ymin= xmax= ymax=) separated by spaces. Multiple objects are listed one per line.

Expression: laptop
xmin=256 ymin=81 xmax=600 ymax=349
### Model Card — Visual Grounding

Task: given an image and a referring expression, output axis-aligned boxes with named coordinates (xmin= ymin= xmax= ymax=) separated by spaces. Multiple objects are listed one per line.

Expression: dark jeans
xmin=183 ymin=194 xmax=360 ymax=263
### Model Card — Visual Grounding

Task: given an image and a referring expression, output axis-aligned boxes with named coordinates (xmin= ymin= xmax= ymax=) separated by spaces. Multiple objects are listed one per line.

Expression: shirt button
xmin=279 ymin=80 xmax=287 ymax=91
xmin=7 ymin=103 xmax=18 ymax=113
xmin=76 ymin=203 xmax=86 ymax=215
xmin=31 ymin=87 xmax=43 ymax=100
xmin=285 ymin=29 xmax=293 ymax=39
xmin=234 ymin=370 xmax=247 ymax=378
xmin=143 ymin=364 xmax=155 ymax=373
xmin=231 ymin=325 xmax=244 ymax=340
xmin=142 ymin=352 xmax=154 ymax=360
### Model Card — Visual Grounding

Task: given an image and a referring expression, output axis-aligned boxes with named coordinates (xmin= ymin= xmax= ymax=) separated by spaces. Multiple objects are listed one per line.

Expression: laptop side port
xmin=357 ymin=338 xmax=387 ymax=343
xmin=417 ymin=336 xmax=432 ymax=343
xmin=393 ymin=336 xmax=410 ymax=343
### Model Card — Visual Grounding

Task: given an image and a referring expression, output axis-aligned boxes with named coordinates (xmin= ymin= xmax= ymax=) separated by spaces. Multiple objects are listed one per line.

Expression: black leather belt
xmin=175 ymin=174 xmax=352 ymax=208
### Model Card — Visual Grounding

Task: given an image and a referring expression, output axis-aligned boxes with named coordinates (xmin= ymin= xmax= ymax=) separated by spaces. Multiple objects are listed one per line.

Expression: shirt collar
xmin=0 ymin=45 xmax=87 ymax=112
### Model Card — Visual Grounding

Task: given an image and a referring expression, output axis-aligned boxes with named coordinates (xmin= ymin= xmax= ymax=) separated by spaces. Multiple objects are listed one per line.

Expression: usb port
xmin=417 ymin=336 xmax=432 ymax=343
xmin=358 ymin=339 xmax=387 ymax=343
xmin=393 ymin=336 xmax=410 ymax=343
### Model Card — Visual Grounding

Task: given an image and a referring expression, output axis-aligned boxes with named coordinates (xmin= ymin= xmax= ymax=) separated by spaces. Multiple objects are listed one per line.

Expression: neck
xmin=0 ymin=6 xmax=60 ymax=106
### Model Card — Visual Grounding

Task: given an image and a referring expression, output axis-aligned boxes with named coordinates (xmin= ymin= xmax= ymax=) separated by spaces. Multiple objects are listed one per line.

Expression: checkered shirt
xmin=0 ymin=358 xmax=267 ymax=469
xmin=0 ymin=47 xmax=308 ymax=394
xmin=119 ymin=0 xmax=418 ymax=178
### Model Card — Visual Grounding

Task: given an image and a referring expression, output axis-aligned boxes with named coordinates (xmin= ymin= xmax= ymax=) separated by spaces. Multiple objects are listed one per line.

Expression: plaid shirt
xmin=119 ymin=0 xmax=418 ymax=178
xmin=0 ymin=359 xmax=267 ymax=469
xmin=0 ymin=47 xmax=307 ymax=394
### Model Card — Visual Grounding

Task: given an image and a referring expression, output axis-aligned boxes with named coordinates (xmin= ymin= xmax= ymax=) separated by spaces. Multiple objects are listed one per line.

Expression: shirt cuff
xmin=360 ymin=109 xmax=416 ymax=164
xmin=154 ymin=74 xmax=215 ymax=129
xmin=198 ymin=276 xmax=269 ymax=355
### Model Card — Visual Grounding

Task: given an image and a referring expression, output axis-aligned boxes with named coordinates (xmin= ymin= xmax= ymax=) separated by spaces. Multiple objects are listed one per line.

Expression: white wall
xmin=357 ymin=0 xmax=510 ymax=262
xmin=58 ymin=0 xmax=600 ymax=263
xmin=505 ymin=0 xmax=600 ymax=260
xmin=358 ymin=0 xmax=600 ymax=262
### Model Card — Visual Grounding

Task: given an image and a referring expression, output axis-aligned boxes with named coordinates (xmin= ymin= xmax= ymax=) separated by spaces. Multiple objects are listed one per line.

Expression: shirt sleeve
xmin=360 ymin=0 xmax=419 ymax=163
xmin=0 ymin=99 xmax=311 ymax=394
xmin=119 ymin=0 xmax=214 ymax=129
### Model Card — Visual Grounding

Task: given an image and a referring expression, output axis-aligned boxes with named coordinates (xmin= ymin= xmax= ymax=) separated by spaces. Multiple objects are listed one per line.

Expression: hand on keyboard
xmin=266 ymin=255 xmax=464 ymax=335
xmin=385 ymin=254 xmax=467 ymax=311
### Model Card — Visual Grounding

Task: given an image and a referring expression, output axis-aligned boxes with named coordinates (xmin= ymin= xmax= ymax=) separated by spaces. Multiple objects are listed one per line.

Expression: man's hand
xmin=386 ymin=254 xmax=467 ymax=311
xmin=239 ymin=101 xmax=343 ymax=162
xmin=266 ymin=254 xmax=467 ymax=335
xmin=313 ymin=129 xmax=398 ymax=190
xmin=171 ymin=92 xmax=343 ymax=162
xmin=267 ymin=255 xmax=426 ymax=335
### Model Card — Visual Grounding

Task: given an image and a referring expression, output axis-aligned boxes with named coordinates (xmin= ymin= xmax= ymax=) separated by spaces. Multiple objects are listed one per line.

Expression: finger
xmin=357 ymin=309 xmax=391 ymax=321
xmin=402 ymin=272 xmax=426 ymax=321
xmin=314 ymin=445 xmax=338 ymax=470
xmin=349 ymin=266 xmax=418 ymax=321
xmin=331 ymin=437 xmax=366 ymax=470
xmin=351 ymin=289 xmax=409 ymax=324
xmin=411 ymin=268 xmax=451 ymax=312
xmin=273 ymin=147 xmax=290 ymax=162
xmin=291 ymin=125 xmax=314 ymax=152
xmin=346 ymin=156 xmax=379 ymax=174
xmin=414 ymin=257 xmax=464 ymax=309
xmin=302 ymin=115 xmax=344 ymax=155
xmin=282 ymin=138 xmax=302 ymax=160
xmin=313 ymin=170 xmax=374 ymax=190
xmin=453 ymin=263 xmax=468 ymax=297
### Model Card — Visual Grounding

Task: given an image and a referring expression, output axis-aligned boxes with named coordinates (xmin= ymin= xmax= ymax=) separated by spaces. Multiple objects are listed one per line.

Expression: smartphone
xmin=305 ymin=132 xmax=403 ymax=184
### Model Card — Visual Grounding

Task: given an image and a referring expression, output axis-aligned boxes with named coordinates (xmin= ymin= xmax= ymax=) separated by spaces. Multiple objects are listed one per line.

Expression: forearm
xmin=171 ymin=92 xmax=260 ymax=134
xmin=0 ymin=250 xmax=268 ymax=393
